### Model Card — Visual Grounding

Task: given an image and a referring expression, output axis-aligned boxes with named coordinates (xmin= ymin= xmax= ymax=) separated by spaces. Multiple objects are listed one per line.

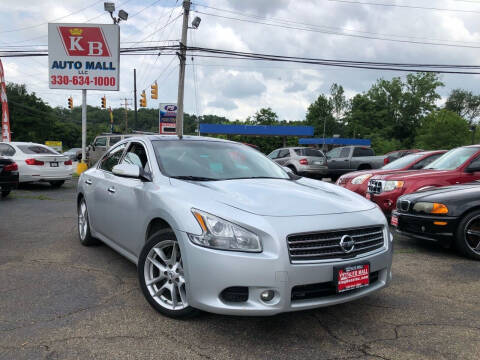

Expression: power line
xmin=326 ymin=0 xmax=480 ymax=14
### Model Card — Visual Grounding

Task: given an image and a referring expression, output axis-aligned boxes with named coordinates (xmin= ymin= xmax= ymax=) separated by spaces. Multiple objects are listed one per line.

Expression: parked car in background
xmin=392 ymin=183 xmax=480 ymax=260
xmin=336 ymin=150 xmax=446 ymax=196
xmin=78 ymin=136 xmax=392 ymax=318
xmin=0 ymin=142 xmax=73 ymax=188
xmin=367 ymin=146 xmax=480 ymax=215
xmin=0 ymin=156 xmax=19 ymax=197
xmin=326 ymin=146 xmax=386 ymax=181
xmin=63 ymin=147 xmax=82 ymax=161
xmin=383 ymin=149 xmax=423 ymax=165
xmin=87 ymin=133 xmax=135 ymax=166
xmin=267 ymin=147 xmax=328 ymax=177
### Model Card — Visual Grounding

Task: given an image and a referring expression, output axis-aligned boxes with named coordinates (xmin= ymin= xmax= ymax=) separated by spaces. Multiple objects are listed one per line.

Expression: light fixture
xmin=191 ymin=16 xmax=201 ymax=29
xmin=104 ymin=2 xmax=128 ymax=24
xmin=104 ymin=2 xmax=115 ymax=13
xmin=118 ymin=9 xmax=128 ymax=21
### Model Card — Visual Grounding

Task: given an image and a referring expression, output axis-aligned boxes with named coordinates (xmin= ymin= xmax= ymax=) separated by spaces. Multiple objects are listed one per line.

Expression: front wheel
xmin=455 ymin=210 xmax=480 ymax=260
xmin=138 ymin=229 xmax=198 ymax=318
xmin=78 ymin=198 xmax=100 ymax=246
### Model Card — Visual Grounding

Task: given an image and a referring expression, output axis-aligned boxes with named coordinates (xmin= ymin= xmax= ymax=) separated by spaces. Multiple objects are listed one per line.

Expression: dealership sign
xmin=159 ymin=103 xmax=177 ymax=134
xmin=48 ymin=23 xmax=119 ymax=90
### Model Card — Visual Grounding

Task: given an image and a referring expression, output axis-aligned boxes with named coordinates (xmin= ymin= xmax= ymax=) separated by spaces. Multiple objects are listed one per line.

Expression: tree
xmin=415 ymin=110 xmax=470 ymax=150
xmin=444 ymin=89 xmax=480 ymax=124
xmin=330 ymin=83 xmax=348 ymax=122
xmin=305 ymin=94 xmax=337 ymax=138
xmin=247 ymin=107 xmax=278 ymax=125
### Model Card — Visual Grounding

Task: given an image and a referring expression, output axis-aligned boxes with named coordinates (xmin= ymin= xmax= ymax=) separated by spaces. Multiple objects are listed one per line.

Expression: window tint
xmin=17 ymin=145 xmax=57 ymax=154
xmin=0 ymin=143 xmax=15 ymax=156
xmin=99 ymin=144 xmax=126 ymax=172
xmin=339 ymin=148 xmax=351 ymax=158
xmin=109 ymin=136 xmax=121 ymax=146
xmin=94 ymin=137 xmax=107 ymax=147
xmin=467 ymin=156 xmax=480 ymax=170
xmin=121 ymin=142 xmax=150 ymax=172
xmin=411 ymin=154 xmax=443 ymax=169
xmin=382 ymin=154 xmax=422 ymax=170
xmin=294 ymin=148 xmax=324 ymax=157
xmin=267 ymin=149 xmax=279 ymax=159
xmin=425 ymin=147 xmax=479 ymax=170
xmin=353 ymin=147 xmax=374 ymax=157
xmin=278 ymin=149 xmax=290 ymax=158
xmin=327 ymin=147 xmax=342 ymax=158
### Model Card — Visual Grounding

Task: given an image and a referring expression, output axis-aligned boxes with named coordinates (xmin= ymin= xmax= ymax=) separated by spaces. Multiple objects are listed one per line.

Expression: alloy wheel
xmin=78 ymin=200 xmax=88 ymax=241
xmin=465 ymin=215 xmax=480 ymax=255
xmin=144 ymin=240 xmax=188 ymax=311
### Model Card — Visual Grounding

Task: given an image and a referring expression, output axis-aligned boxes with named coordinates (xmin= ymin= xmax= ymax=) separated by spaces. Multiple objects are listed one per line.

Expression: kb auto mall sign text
xmin=48 ymin=23 xmax=119 ymax=90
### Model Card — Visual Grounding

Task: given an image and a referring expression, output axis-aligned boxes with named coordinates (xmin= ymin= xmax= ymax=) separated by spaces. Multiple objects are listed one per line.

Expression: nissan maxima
xmin=77 ymin=136 xmax=393 ymax=318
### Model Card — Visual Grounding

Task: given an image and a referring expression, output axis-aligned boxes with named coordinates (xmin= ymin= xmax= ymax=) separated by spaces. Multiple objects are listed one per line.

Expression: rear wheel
xmin=138 ymin=229 xmax=198 ymax=318
xmin=78 ymin=198 xmax=100 ymax=246
xmin=1 ymin=190 xmax=10 ymax=198
xmin=455 ymin=209 xmax=480 ymax=260
xmin=50 ymin=180 xmax=65 ymax=188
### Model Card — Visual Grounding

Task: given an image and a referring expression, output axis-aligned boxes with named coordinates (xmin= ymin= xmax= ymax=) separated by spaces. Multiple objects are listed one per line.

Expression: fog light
xmin=260 ymin=290 xmax=275 ymax=302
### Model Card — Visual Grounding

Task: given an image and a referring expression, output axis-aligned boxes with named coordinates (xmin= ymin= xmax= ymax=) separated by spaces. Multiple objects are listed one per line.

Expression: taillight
xmin=384 ymin=158 xmax=390 ymax=165
xmin=299 ymin=158 xmax=308 ymax=165
xmin=64 ymin=160 xmax=73 ymax=166
xmin=25 ymin=158 xmax=44 ymax=166
xmin=4 ymin=163 xmax=18 ymax=171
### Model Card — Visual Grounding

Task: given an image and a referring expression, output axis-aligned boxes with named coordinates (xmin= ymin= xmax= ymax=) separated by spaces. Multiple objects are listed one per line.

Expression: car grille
xmin=368 ymin=179 xmax=384 ymax=194
xmin=291 ymin=271 xmax=379 ymax=301
xmin=397 ymin=199 xmax=411 ymax=212
xmin=287 ymin=226 xmax=385 ymax=263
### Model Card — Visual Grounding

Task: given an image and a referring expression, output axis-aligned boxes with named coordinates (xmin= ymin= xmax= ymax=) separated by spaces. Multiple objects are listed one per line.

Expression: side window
xmin=109 ymin=136 xmax=121 ymax=146
xmin=267 ymin=150 xmax=279 ymax=159
xmin=0 ymin=143 xmax=15 ymax=156
xmin=327 ymin=147 xmax=341 ymax=158
xmin=467 ymin=156 xmax=480 ymax=170
xmin=94 ymin=137 xmax=107 ymax=147
xmin=99 ymin=144 xmax=126 ymax=172
xmin=339 ymin=148 xmax=351 ymax=158
xmin=121 ymin=142 xmax=150 ymax=172
xmin=278 ymin=149 xmax=290 ymax=158
xmin=412 ymin=154 xmax=442 ymax=169
xmin=353 ymin=147 xmax=374 ymax=157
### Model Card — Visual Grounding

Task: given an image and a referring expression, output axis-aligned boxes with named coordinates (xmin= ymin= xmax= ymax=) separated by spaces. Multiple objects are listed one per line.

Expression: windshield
xmin=152 ymin=140 xmax=290 ymax=180
xmin=424 ymin=147 xmax=478 ymax=170
xmin=382 ymin=154 xmax=422 ymax=170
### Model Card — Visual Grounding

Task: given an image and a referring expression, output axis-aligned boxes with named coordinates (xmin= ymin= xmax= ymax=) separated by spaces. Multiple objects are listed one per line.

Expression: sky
xmin=2 ymin=0 xmax=480 ymax=123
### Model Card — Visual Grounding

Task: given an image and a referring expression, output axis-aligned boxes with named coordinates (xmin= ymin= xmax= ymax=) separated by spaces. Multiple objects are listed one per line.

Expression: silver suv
xmin=77 ymin=136 xmax=393 ymax=318
xmin=268 ymin=147 xmax=328 ymax=177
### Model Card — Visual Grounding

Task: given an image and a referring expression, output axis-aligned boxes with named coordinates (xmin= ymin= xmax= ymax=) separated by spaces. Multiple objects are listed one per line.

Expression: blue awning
xmin=299 ymin=138 xmax=371 ymax=146
xmin=199 ymin=123 xmax=314 ymax=137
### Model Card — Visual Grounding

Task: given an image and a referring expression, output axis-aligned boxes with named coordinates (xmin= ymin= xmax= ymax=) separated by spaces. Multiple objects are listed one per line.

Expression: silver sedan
xmin=77 ymin=135 xmax=393 ymax=318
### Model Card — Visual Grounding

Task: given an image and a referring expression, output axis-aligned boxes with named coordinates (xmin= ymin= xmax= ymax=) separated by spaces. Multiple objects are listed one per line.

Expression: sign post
xmin=48 ymin=23 xmax=120 ymax=173
xmin=0 ymin=59 xmax=11 ymax=142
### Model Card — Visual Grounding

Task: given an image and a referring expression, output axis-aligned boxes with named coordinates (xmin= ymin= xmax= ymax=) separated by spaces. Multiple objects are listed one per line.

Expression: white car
xmin=0 ymin=142 xmax=73 ymax=187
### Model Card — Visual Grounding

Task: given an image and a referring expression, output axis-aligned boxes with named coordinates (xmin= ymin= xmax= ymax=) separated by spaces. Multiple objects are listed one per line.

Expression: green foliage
xmin=415 ymin=110 xmax=470 ymax=150
xmin=444 ymin=89 xmax=480 ymax=124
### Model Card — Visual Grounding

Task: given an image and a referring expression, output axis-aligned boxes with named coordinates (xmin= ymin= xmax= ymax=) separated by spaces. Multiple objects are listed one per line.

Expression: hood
xmin=171 ymin=177 xmax=376 ymax=216
xmin=342 ymin=168 xmax=412 ymax=181
xmin=403 ymin=182 xmax=480 ymax=202
xmin=370 ymin=169 xmax=452 ymax=181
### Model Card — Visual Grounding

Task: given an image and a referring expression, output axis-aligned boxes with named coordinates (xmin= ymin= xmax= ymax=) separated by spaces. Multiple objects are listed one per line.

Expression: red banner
xmin=0 ymin=59 xmax=11 ymax=142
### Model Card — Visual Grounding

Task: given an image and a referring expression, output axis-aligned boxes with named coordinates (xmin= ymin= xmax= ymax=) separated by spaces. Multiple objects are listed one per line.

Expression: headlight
xmin=189 ymin=209 xmax=262 ymax=252
xmin=413 ymin=202 xmax=448 ymax=214
xmin=351 ymin=174 xmax=373 ymax=185
xmin=383 ymin=180 xmax=404 ymax=192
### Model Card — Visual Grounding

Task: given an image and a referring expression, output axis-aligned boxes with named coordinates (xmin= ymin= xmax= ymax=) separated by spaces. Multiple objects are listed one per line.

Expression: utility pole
xmin=322 ymin=115 xmax=327 ymax=152
xmin=121 ymin=98 xmax=132 ymax=133
xmin=175 ymin=0 xmax=190 ymax=139
xmin=133 ymin=68 xmax=138 ymax=130
xmin=81 ymin=90 xmax=87 ymax=163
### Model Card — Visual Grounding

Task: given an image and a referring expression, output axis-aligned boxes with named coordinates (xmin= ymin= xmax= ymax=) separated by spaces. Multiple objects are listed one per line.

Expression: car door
xmin=328 ymin=147 xmax=350 ymax=174
xmin=88 ymin=143 xmax=127 ymax=238
xmin=275 ymin=149 xmax=291 ymax=166
xmin=89 ymin=136 xmax=107 ymax=165
xmin=105 ymin=141 xmax=154 ymax=255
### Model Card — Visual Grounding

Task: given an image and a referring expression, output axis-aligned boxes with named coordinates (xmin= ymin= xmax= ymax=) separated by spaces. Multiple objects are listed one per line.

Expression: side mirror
xmin=283 ymin=166 xmax=293 ymax=173
xmin=113 ymin=164 xmax=140 ymax=178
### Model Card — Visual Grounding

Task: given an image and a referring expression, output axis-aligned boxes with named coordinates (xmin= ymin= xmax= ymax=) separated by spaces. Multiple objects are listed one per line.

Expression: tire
xmin=50 ymin=180 xmax=65 ymax=188
xmin=77 ymin=197 xmax=100 ymax=246
xmin=1 ymin=190 xmax=10 ymax=198
xmin=455 ymin=209 xmax=480 ymax=260
xmin=138 ymin=229 xmax=198 ymax=318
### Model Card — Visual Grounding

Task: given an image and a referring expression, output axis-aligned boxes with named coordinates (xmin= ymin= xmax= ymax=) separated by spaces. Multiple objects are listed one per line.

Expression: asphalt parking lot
xmin=1 ymin=179 xmax=479 ymax=360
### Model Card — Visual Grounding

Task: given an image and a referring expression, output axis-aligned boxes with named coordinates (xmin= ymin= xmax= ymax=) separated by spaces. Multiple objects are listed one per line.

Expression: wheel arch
xmin=357 ymin=164 xmax=371 ymax=170
xmin=145 ymin=217 xmax=174 ymax=242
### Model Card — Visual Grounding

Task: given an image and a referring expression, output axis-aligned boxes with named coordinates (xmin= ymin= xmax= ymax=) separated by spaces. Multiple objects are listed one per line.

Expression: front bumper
xmin=367 ymin=191 xmax=403 ymax=214
xmin=177 ymin=216 xmax=393 ymax=316
xmin=392 ymin=210 xmax=457 ymax=246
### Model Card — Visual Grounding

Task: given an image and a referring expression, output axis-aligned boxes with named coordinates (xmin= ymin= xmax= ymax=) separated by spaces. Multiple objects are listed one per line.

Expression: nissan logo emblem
xmin=339 ymin=235 xmax=355 ymax=253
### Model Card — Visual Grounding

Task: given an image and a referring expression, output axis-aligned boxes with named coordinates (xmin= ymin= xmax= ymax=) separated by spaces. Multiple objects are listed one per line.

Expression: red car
xmin=336 ymin=150 xmax=446 ymax=196
xmin=383 ymin=149 xmax=423 ymax=165
xmin=366 ymin=146 xmax=480 ymax=214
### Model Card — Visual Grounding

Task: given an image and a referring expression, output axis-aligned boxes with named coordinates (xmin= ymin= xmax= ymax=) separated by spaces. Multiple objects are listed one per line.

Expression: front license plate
xmin=50 ymin=162 xmax=59 ymax=167
xmin=335 ymin=263 xmax=370 ymax=293
xmin=391 ymin=215 xmax=399 ymax=227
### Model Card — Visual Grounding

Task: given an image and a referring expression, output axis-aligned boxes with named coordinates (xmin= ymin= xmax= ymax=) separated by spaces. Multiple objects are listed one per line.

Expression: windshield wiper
xmin=170 ymin=175 xmax=218 ymax=181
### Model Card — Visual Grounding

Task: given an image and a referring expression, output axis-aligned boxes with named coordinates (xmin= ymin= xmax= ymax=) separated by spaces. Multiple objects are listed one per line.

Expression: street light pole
xmin=175 ymin=0 xmax=190 ymax=139
xmin=133 ymin=68 xmax=137 ymax=130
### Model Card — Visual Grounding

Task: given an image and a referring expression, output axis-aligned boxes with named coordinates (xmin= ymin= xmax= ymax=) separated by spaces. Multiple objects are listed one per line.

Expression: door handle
xmin=85 ymin=179 xmax=92 ymax=185
xmin=107 ymin=187 xmax=116 ymax=194
xmin=343 ymin=159 xmax=349 ymax=162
